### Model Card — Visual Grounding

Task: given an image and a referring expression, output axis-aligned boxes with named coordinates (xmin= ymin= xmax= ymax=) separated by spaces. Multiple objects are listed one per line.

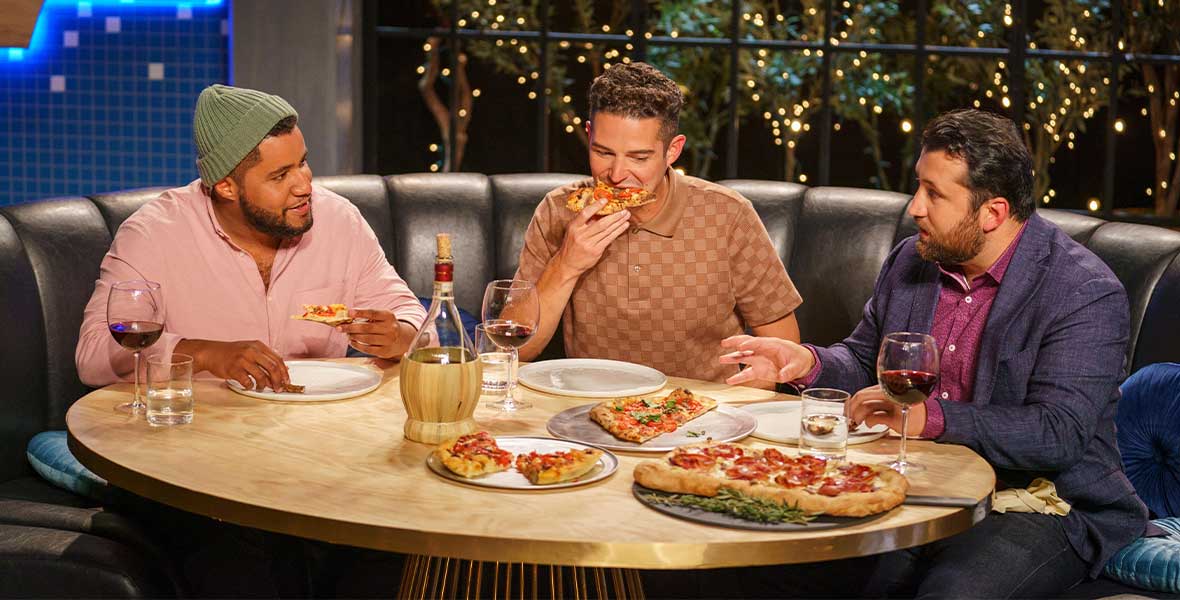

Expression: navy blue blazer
xmin=812 ymin=212 xmax=1149 ymax=576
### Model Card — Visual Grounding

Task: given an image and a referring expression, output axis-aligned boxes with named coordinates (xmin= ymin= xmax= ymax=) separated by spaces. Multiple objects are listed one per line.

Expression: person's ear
xmin=665 ymin=134 xmax=687 ymax=166
xmin=980 ymin=196 xmax=1011 ymax=233
xmin=212 ymin=176 xmax=240 ymax=203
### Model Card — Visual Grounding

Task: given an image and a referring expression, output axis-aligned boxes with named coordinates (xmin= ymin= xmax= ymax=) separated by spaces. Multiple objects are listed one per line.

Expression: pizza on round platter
xmin=633 ymin=441 xmax=909 ymax=518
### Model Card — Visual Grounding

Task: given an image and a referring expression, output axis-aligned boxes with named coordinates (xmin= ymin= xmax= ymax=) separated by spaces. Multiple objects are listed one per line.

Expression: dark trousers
xmin=644 ymin=512 xmax=1089 ymax=599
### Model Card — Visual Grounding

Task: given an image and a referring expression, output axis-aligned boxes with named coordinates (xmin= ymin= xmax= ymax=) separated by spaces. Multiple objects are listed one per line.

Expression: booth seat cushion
xmin=1104 ymin=517 xmax=1180 ymax=594
xmin=1118 ymin=363 xmax=1180 ymax=519
xmin=26 ymin=431 xmax=110 ymax=503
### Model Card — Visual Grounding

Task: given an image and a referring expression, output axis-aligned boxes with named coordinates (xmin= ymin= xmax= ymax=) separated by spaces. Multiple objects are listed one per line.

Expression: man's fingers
xmin=726 ymin=368 xmax=758 ymax=386
xmin=720 ymin=335 xmax=754 ymax=349
xmin=575 ymin=198 xmax=610 ymax=224
xmin=718 ymin=350 xmax=752 ymax=364
xmin=349 ymin=308 xmax=392 ymax=322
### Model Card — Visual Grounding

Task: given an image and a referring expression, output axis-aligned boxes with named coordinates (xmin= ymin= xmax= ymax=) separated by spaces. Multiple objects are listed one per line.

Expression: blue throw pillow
xmin=1104 ymin=517 xmax=1180 ymax=593
xmin=26 ymin=430 xmax=111 ymax=502
xmin=1118 ymin=363 xmax=1180 ymax=519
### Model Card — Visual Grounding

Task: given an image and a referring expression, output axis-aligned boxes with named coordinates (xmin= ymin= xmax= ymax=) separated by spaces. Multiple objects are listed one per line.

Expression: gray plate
xmin=546 ymin=404 xmax=757 ymax=453
xmin=426 ymin=436 xmax=618 ymax=490
xmin=633 ymin=483 xmax=887 ymax=531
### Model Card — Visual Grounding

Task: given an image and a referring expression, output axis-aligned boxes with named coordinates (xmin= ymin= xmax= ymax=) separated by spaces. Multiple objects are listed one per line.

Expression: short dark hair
xmin=229 ymin=115 xmax=298 ymax=183
xmin=920 ymin=109 xmax=1034 ymax=221
xmin=588 ymin=62 xmax=683 ymax=142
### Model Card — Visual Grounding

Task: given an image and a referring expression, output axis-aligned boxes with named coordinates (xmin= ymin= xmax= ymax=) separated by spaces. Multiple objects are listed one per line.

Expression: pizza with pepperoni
xmin=566 ymin=181 xmax=655 ymax=216
xmin=514 ymin=448 xmax=604 ymax=485
xmin=435 ymin=431 xmax=514 ymax=478
xmin=633 ymin=442 xmax=908 ymax=517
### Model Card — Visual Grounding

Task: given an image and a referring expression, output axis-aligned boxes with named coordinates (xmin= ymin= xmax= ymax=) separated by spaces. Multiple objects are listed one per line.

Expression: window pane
xmin=645 ymin=45 xmax=731 ymax=180
xmin=1028 ymin=1 xmax=1109 ymax=53
xmin=1116 ymin=60 xmax=1180 ymax=216
xmin=926 ymin=1 xmax=1008 ymax=49
xmin=740 ymin=51 xmax=824 ymax=181
xmin=649 ymin=0 xmax=731 ymax=38
xmin=829 ymin=51 xmax=918 ymax=190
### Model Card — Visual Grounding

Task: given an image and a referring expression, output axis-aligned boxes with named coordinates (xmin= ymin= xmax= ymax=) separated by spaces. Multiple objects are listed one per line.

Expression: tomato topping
xmin=818 ymin=481 xmax=843 ymax=496
xmin=725 ymin=458 xmax=771 ymax=481
xmin=761 ymin=448 xmax=789 ymax=467
xmin=669 ymin=452 xmax=716 ymax=470
xmin=703 ymin=444 xmax=745 ymax=460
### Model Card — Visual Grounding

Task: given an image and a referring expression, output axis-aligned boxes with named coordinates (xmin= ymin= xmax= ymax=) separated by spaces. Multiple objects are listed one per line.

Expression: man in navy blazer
xmin=722 ymin=109 xmax=1149 ymax=597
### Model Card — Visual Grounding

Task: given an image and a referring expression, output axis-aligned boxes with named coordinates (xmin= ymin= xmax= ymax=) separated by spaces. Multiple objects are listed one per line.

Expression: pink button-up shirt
xmin=76 ymin=180 xmax=427 ymax=385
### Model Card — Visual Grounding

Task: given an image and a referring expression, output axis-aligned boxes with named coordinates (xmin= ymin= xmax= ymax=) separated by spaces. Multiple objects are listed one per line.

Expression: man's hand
xmin=338 ymin=308 xmax=413 ymax=359
xmin=719 ymin=335 xmax=816 ymax=385
xmin=553 ymin=198 xmax=631 ymax=277
xmin=845 ymin=385 xmax=927 ymax=436
xmin=175 ymin=339 xmax=289 ymax=391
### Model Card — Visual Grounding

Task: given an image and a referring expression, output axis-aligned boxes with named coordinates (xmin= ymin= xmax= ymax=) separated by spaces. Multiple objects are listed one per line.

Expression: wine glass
xmin=107 ymin=280 xmax=164 ymax=413
xmin=876 ymin=331 xmax=939 ymax=474
xmin=480 ymin=279 xmax=539 ymax=411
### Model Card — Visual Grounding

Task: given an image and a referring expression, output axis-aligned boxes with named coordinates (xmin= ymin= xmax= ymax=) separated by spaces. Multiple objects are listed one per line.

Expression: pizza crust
xmin=634 ymin=445 xmax=909 ymax=518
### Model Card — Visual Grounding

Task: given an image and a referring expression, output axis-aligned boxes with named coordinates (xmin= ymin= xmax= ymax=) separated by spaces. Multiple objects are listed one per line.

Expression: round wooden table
xmin=68 ymin=358 xmax=995 ymax=599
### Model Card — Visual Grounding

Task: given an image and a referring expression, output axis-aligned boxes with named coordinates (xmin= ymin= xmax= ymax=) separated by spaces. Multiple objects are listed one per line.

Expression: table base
xmin=399 ymin=555 xmax=646 ymax=599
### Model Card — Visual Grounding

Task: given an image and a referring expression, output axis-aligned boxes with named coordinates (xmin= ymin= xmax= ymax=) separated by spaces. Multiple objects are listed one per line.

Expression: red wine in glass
xmin=481 ymin=280 xmax=540 ymax=411
xmin=876 ymin=332 xmax=939 ymax=474
xmin=107 ymin=280 xmax=164 ymax=413
xmin=109 ymin=321 xmax=164 ymax=350
xmin=482 ymin=320 xmax=535 ymax=348
xmin=879 ymin=369 xmax=938 ymax=406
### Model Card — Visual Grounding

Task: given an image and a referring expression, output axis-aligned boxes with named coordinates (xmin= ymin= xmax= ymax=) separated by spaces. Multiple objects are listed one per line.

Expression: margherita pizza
xmin=514 ymin=448 xmax=604 ymax=485
xmin=633 ymin=442 xmax=908 ymax=517
xmin=291 ymin=303 xmax=352 ymax=326
xmin=435 ymin=431 xmax=514 ymax=478
xmin=566 ymin=181 xmax=655 ymax=215
xmin=590 ymin=388 xmax=718 ymax=443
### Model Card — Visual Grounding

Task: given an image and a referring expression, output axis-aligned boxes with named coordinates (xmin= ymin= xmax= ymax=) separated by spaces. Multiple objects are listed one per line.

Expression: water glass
xmin=474 ymin=324 xmax=530 ymax=410
xmin=798 ymin=388 xmax=850 ymax=461
xmin=146 ymin=353 xmax=194 ymax=426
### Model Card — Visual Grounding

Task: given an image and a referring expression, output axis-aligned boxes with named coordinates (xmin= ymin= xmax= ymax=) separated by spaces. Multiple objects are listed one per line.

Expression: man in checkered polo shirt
xmin=513 ymin=62 xmax=803 ymax=385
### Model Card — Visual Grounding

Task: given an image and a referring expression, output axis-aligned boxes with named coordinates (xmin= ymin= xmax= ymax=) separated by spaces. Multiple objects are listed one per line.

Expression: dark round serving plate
xmin=632 ymin=483 xmax=888 ymax=532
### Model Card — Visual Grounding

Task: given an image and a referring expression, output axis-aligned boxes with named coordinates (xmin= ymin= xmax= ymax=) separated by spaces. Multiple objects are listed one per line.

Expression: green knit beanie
xmin=193 ymin=84 xmax=298 ymax=187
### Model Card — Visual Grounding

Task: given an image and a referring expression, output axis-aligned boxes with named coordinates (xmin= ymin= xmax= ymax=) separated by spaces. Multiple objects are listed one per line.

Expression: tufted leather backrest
xmin=489 ymin=173 xmax=584 ymax=280
xmin=719 ymin=180 xmax=806 ymax=269
xmin=0 ymin=199 xmax=112 ymax=428
xmin=385 ymin=173 xmax=494 ymax=315
xmin=1040 ymin=208 xmax=1107 ymax=245
xmin=0 ymin=214 xmax=48 ymax=480
xmin=88 ymin=188 xmax=170 ymax=236
xmin=1083 ymin=223 xmax=1180 ymax=373
xmin=790 ymin=187 xmax=912 ymax=346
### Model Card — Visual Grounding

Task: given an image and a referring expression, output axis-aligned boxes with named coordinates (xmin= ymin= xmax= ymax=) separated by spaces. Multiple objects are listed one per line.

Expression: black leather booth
xmin=2 ymin=174 xmax=1178 ymax=597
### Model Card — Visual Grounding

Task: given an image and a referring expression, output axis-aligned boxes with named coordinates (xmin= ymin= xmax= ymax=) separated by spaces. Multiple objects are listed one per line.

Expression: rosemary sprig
xmin=641 ymin=488 xmax=816 ymax=524
xmin=685 ymin=430 xmax=706 ymax=437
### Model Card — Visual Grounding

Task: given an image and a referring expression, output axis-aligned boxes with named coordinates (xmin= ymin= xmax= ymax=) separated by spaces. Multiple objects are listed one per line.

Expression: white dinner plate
xmin=546 ymin=403 xmax=758 ymax=453
xmin=742 ymin=401 xmax=889 ymax=445
xmin=226 ymin=360 xmax=382 ymax=402
xmin=517 ymin=359 xmax=667 ymax=398
xmin=426 ymin=436 xmax=618 ymax=490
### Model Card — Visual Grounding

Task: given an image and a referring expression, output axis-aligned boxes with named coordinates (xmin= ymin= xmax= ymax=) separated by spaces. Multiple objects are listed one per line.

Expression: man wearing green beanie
xmin=76 ymin=84 xmax=427 ymax=391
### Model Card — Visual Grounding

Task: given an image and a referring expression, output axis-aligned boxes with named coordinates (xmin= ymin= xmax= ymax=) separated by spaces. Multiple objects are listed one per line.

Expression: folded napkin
xmin=991 ymin=478 xmax=1071 ymax=516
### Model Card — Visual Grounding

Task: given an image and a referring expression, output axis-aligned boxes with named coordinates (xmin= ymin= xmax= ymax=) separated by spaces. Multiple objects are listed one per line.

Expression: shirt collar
xmin=637 ymin=168 xmax=686 ymax=238
xmin=937 ymin=220 xmax=1028 ymax=290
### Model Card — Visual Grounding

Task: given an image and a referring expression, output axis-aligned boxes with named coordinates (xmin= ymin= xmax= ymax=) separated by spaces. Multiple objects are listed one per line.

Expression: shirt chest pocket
xmin=285 ymin=284 xmax=348 ymax=357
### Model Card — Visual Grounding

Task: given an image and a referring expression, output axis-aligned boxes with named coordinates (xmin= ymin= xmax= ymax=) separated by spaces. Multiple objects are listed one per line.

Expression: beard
xmin=916 ymin=210 xmax=986 ymax=266
xmin=240 ymin=191 xmax=312 ymax=239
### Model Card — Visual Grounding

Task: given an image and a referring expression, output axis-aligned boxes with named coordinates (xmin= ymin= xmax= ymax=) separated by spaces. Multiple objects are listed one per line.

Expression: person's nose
xmin=908 ymin=191 xmax=927 ymax=218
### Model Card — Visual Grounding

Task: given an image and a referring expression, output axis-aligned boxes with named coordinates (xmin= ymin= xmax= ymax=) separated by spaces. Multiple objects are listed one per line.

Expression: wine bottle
xmin=400 ymin=233 xmax=482 ymax=443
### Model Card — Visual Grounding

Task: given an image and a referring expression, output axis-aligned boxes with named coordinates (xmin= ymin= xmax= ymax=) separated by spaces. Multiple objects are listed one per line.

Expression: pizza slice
xmin=434 ymin=431 xmax=514 ymax=478
xmin=566 ymin=180 xmax=655 ymax=216
xmin=514 ymin=448 xmax=604 ymax=485
xmin=588 ymin=388 xmax=719 ymax=443
xmin=633 ymin=442 xmax=909 ymax=517
xmin=291 ymin=303 xmax=353 ymax=326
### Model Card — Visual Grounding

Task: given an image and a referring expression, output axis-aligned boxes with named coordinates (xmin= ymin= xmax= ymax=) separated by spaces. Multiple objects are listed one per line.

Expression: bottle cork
xmin=436 ymin=233 xmax=453 ymax=261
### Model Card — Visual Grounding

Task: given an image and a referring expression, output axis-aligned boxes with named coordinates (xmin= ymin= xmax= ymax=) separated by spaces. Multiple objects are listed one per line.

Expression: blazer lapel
xmin=906 ymin=260 xmax=940 ymax=334
xmin=972 ymin=214 xmax=1053 ymax=405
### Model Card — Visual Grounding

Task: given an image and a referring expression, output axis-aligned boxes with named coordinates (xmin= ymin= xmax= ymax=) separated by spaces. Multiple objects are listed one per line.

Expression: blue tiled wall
xmin=0 ymin=1 xmax=228 ymax=206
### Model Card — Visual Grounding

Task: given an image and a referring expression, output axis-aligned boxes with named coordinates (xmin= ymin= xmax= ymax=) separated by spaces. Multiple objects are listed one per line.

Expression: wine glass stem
xmin=898 ymin=406 xmax=910 ymax=466
xmin=504 ymin=346 xmax=519 ymax=407
xmin=132 ymin=350 xmax=142 ymax=409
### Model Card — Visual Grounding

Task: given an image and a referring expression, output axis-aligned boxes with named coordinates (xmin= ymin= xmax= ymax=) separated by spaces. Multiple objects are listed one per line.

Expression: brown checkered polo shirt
xmin=515 ymin=168 xmax=802 ymax=382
